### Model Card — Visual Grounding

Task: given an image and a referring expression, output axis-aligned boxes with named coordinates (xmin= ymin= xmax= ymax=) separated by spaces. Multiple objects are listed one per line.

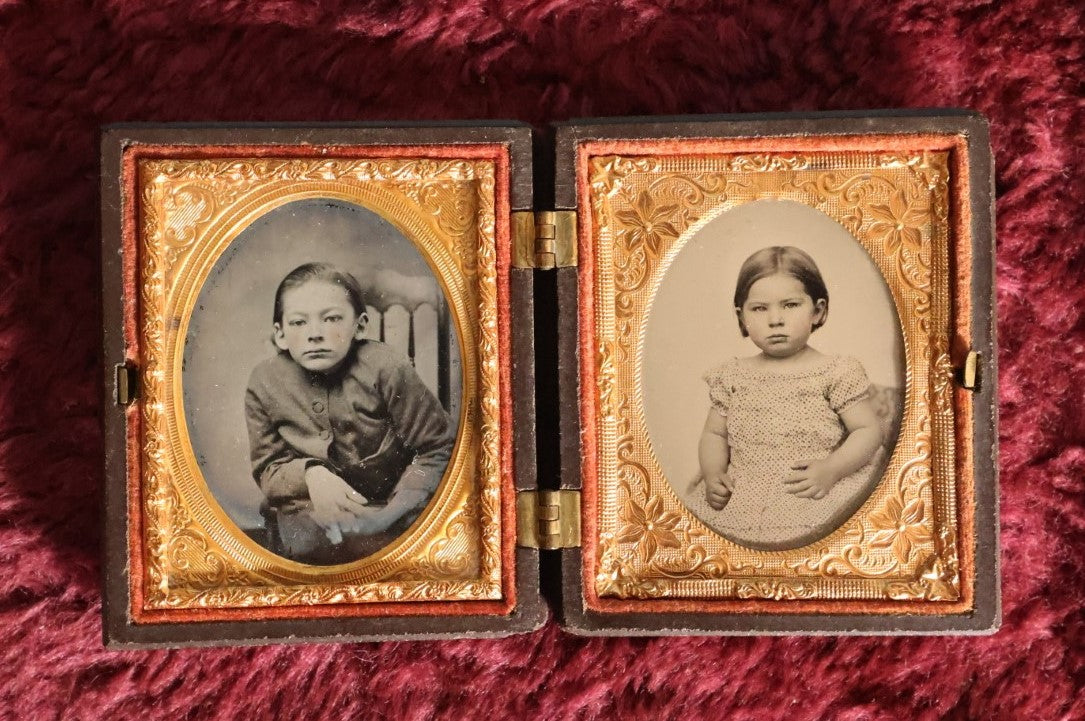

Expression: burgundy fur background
xmin=0 ymin=1 xmax=1082 ymax=718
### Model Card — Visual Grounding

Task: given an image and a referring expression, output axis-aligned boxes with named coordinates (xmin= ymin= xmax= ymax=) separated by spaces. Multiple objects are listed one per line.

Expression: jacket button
xmin=312 ymin=401 xmax=325 ymax=413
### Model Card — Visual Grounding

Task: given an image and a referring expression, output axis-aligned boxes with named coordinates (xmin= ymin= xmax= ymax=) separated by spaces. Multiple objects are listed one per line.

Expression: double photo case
xmin=100 ymin=113 xmax=998 ymax=646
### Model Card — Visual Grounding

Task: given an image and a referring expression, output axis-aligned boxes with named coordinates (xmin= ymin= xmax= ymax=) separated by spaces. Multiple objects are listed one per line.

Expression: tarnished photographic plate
xmin=101 ymin=126 xmax=544 ymax=646
xmin=557 ymin=114 xmax=997 ymax=635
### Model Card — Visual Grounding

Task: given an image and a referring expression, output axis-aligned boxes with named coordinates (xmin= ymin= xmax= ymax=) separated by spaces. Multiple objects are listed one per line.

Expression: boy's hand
xmin=783 ymin=459 xmax=839 ymax=499
xmin=704 ymin=472 xmax=734 ymax=510
xmin=340 ymin=506 xmax=397 ymax=536
xmin=305 ymin=466 xmax=369 ymax=543
xmin=340 ymin=488 xmax=428 ymax=536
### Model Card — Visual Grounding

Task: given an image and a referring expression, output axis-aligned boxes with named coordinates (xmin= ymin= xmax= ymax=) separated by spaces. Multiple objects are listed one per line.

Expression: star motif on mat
xmin=867 ymin=188 xmax=928 ymax=255
xmin=615 ymin=191 xmax=681 ymax=256
xmin=616 ymin=495 xmax=682 ymax=563
xmin=868 ymin=493 xmax=932 ymax=565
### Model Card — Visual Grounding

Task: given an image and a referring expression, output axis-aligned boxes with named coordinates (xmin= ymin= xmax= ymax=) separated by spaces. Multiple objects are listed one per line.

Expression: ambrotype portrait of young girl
xmin=645 ymin=199 xmax=905 ymax=551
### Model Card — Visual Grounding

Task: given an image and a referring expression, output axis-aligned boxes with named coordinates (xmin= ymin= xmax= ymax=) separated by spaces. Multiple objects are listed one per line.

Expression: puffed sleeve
xmin=702 ymin=361 xmax=734 ymax=417
xmin=827 ymin=356 xmax=873 ymax=414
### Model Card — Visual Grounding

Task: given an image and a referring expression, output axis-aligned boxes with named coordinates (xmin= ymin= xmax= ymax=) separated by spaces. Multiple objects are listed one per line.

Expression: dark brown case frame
xmin=101 ymin=112 xmax=998 ymax=647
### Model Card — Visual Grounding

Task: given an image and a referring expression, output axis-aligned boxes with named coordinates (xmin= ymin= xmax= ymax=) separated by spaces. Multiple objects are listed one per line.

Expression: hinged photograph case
xmin=100 ymin=113 xmax=998 ymax=647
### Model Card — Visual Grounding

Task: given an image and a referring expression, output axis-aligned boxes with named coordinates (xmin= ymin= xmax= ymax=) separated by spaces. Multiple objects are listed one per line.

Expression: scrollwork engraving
xmin=136 ymin=156 xmax=504 ymax=610
xmin=589 ymin=151 xmax=961 ymax=603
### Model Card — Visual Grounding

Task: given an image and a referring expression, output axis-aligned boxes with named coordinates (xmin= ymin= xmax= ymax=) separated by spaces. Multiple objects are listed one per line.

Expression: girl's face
xmin=274 ymin=280 xmax=367 ymax=373
xmin=738 ymin=273 xmax=826 ymax=359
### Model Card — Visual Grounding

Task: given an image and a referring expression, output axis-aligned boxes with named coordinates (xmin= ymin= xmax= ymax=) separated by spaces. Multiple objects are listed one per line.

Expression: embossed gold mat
xmin=0 ymin=1 xmax=1081 ymax=718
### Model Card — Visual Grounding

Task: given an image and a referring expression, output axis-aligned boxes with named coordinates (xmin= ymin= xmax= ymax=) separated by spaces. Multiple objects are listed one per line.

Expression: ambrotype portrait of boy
xmin=184 ymin=199 xmax=460 ymax=566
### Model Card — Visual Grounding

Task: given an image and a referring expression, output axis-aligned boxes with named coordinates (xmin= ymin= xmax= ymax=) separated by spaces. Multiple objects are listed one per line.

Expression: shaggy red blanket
xmin=0 ymin=1 xmax=1082 ymax=718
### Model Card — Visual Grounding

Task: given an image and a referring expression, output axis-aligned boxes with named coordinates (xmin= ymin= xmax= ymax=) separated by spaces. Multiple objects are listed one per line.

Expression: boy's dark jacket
xmin=244 ymin=339 xmax=454 ymax=507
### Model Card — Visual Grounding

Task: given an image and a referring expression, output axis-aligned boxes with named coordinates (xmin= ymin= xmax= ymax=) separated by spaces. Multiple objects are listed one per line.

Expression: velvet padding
xmin=0 ymin=1 xmax=1082 ymax=719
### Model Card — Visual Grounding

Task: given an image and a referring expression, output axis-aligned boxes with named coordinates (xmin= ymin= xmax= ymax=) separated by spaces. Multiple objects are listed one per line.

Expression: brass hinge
xmin=516 ymin=489 xmax=581 ymax=549
xmin=114 ymin=362 xmax=138 ymax=405
xmin=512 ymin=211 xmax=577 ymax=270
xmin=958 ymin=351 xmax=981 ymax=391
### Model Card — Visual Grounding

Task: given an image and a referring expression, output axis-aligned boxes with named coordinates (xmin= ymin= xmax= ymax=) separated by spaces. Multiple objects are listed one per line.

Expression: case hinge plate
xmin=516 ymin=489 xmax=581 ymax=549
xmin=512 ymin=211 xmax=577 ymax=270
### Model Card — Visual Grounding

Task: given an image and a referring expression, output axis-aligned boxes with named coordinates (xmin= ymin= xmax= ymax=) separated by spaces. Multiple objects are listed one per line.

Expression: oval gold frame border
xmin=168 ymin=186 xmax=476 ymax=583
xmin=637 ymin=197 xmax=913 ymax=554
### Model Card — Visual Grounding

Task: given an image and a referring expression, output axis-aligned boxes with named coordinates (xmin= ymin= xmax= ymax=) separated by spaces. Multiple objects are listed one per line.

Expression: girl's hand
xmin=305 ymin=466 xmax=369 ymax=542
xmin=704 ymin=472 xmax=734 ymax=510
xmin=783 ymin=459 xmax=839 ymax=499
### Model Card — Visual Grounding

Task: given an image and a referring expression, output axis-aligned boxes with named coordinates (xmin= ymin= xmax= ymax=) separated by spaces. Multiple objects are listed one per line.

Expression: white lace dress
xmin=685 ymin=354 xmax=882 ymax=550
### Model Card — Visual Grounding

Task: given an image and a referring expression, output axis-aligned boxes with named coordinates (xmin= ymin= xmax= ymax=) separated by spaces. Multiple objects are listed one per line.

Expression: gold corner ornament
xmin=512 ymin=210 xmax=577 ymax=270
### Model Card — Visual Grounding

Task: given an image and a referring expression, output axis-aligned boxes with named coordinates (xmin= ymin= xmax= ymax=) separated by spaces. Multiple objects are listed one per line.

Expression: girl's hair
xmin=733 ymin=246 xmax=829 ymax=337
xmin=273 ymin=262 xmax=369 ymax=324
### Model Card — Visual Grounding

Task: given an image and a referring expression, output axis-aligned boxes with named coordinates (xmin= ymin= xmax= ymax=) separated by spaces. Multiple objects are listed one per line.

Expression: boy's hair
xmin=733 ymin=246 xmax=829 ymax=337
xmin=273 ymin=262 xmax=370 ymax=324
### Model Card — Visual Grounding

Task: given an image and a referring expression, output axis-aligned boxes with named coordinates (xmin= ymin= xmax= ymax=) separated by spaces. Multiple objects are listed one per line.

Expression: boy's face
xmin=274 ymin=280 xmax=367 ymax=373
xmin=738 ymin=273 xmax=826 ymax=359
